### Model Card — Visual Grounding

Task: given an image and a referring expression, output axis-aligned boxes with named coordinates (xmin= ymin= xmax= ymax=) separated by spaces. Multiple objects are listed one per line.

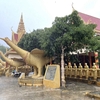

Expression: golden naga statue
xmin=0 ymin=62 xmax=3 ymax=68
xmin=0 ymin=62 xmax=4 ymax=72
xmin=0 ymin=59 xmax=6 ymax=67
xmin=0 ymin=37 xmax=51 ymax=78
xmin=0 ymin=62 xmax=4 ymax=76
xmin=0 ymin=59 xmax=7 ymax=73
xmin=0 ymin=51 xmax=25 ymax=71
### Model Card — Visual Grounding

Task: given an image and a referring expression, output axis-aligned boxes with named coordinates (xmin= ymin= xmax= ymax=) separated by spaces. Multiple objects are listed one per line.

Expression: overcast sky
xmin=0 ymin=0 xmax=100 ymax=46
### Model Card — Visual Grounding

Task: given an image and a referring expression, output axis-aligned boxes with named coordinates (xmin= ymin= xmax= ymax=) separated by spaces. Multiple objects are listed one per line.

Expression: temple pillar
xmin=89 ymin=52 xmax=92 ymax=68
xmin=94 ymin=52 xmax=99 ymax=68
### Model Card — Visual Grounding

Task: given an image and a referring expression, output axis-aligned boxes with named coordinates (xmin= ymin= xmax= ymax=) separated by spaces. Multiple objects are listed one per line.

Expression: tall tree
xmin=42 ymin=10 xmax=96 ymax=63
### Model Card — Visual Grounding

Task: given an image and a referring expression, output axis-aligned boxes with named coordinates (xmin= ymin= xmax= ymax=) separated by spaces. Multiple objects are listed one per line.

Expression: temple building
xmin=77 ymin=11 xmax=100 ymax=68
xmin=70 ymin=5 xmax=100 ymax=67
xmin=78 ymin=12 xmax=100 ymax=35
xmin=71 ymin=5 xmax=100 ymax=35
xmin=5 ymin=14 xmax=26 ymax=60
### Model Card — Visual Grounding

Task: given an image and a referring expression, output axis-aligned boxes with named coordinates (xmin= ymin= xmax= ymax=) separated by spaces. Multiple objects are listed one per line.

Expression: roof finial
xmin=72 ymin=2 xmax=75 ymax=11
xmin=11 ymin=26 xmax=14 ymax=33
xmin=21 ymin=13 xmax=23 ymax=20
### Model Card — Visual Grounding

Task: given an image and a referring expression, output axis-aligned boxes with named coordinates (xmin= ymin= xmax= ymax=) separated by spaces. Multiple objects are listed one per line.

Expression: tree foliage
xmin=18 ymin=29 xmax=43 ymax=52
xmin=0 ymin=44 xmax=8 ymax=53
xmin=0 ymin=44 xmax=9 ymax=60
xmin=89 ymin=36 xmax=100 ymax=66
xmin=18 ymin=10 xmax=98 ymax=64
xmin=41 ymin=11 xmax=96 ymax=63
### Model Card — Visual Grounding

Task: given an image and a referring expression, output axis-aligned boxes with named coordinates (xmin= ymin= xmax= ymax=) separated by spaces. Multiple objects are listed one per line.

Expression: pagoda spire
xmin=17 ymin=13 xmax=25 ymax=33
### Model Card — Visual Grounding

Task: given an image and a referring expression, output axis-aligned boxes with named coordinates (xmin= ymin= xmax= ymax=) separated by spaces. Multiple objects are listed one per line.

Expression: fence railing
xmin=65 ymin=63 xmax=100 ymax=85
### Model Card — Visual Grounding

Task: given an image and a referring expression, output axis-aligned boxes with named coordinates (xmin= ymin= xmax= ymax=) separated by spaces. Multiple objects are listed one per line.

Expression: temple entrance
xmin=78 ymin=52 xmax=97 ymax=68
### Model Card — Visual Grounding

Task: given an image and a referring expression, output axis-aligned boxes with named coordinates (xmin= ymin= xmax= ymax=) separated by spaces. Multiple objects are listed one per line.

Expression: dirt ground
xmin=0 ymin=76 xmax=100 ymax=100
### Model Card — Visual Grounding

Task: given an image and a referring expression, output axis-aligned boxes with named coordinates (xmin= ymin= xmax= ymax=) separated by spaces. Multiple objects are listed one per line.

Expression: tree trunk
xmin=61 ymin=47 xmax=66 ymax=87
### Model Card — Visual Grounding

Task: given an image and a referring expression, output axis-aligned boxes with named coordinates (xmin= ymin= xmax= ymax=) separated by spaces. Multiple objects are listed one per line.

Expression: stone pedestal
xmin=18 ymin=73 xmax=43 ymax=86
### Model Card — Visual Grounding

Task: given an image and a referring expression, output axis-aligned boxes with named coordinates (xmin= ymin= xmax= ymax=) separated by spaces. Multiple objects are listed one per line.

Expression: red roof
xmin=14 ymin=33 xmax=18 ymax=41
xmin=78 ymin=12 xmax=100 ymax=31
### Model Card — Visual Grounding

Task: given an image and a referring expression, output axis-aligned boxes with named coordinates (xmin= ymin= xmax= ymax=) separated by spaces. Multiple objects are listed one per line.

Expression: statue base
xmin=18 ymin=76 xmax=43 ymax=87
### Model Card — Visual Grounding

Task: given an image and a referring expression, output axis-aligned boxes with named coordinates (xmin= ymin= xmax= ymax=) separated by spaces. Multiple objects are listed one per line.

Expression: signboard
xmin=43 ymin=64 xmax=60 ymax=88
xmin=45 ymin=66 xmax=57 ymax=80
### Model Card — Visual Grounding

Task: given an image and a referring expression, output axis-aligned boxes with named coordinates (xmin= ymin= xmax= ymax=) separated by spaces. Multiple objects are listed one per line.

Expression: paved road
xmin=0 ymin=76 xmax=99 ymax=100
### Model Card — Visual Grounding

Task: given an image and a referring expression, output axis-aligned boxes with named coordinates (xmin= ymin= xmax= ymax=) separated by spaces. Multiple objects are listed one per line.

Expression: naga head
xmin=0 ymin=37 xmax=9 ymax=41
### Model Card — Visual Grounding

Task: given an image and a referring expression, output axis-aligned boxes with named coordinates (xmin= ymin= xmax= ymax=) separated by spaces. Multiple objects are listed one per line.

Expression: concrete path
xmin=0 ymin=76 xmax=99 ymax=100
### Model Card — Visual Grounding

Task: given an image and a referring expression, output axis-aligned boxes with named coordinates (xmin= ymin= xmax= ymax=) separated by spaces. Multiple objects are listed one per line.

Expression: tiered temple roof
xmin=5 ymin=14 xmax=25 ymax=58
xmin=78 ymin=12 xmax=100 ymax=35
xmin=12 ymin=14 xmax=25 ymax=45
